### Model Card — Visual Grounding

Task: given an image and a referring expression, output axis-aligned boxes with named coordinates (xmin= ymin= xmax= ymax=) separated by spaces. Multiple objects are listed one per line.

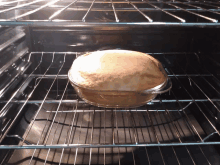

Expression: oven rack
xmin=0 ymin=51 xmax=220 ymax=152
xmin=1 ymin=0 xmax=220 ymax=26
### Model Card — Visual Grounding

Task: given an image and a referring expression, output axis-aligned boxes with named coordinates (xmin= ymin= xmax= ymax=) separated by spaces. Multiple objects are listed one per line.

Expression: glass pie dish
xmin=68 ymin=61 xmax=172 ymax=108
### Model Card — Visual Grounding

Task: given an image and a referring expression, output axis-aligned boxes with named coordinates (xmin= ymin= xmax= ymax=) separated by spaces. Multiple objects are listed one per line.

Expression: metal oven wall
xmin=29 ymin=27 xmax=196 ymax=53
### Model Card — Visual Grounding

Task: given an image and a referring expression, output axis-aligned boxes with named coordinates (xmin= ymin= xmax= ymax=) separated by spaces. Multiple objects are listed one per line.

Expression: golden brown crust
xmin=69 ymin=50 xmax=166 ymax=91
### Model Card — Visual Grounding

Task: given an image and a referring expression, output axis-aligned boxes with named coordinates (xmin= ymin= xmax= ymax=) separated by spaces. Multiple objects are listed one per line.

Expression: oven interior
xmin=1 ymin=1 xmax=220 ymax=164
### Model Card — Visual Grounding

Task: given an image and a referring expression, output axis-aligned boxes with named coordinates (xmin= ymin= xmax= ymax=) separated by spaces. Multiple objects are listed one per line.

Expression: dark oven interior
xmin=1 ymin=0 xmax=220 ymax=164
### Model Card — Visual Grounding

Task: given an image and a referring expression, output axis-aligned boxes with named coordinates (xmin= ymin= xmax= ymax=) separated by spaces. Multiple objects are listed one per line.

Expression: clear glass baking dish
xmin=68 ymin=61 xmax=172 ymax=108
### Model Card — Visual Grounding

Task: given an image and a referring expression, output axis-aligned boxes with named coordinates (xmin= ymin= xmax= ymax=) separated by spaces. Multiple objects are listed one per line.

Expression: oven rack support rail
xmin=0 ymin=51 xmax=220 ymax=150
xmin=1 ymin=0 xmax=220 ymax=26
xmin=1 ymin=141 xmax=220 ymax=149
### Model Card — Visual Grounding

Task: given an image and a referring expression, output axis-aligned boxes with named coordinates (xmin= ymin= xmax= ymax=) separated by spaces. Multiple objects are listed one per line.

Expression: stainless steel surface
xmin=129 ymin=2 xmax=153 ymax=22
xmin=146 ymin=2 xmax=185 ymax=23
xmin=164 ymin=2 xmax=218 ymax=23
xmin=82 ymin=0 xmax=96 ymax=22
xmin=0 ymin=0 xmax=45 ymax=15
xmin=111 ymin=0 xmax=119 ymax=23
xmin=0 ymin=52 xmax=54 ymax=142
xmin=48 ymin=0 xmax=78 ymax=21
xmin=0 ymin=31 xmax=25 ymax=52
xmin=4 ymin=6 xmax=220 ymax=12
xmin=0 ymin=47 xmax=28 ymax=75
xmin=1 ymin=99 xmax=220 ymax=104
xmin=0 ymin=61 xmax=31 ymax=98
xmin=1 ymin=0 xmax=220 ymax=26
xmin=0 ymin=0 xmax=27 ymax=6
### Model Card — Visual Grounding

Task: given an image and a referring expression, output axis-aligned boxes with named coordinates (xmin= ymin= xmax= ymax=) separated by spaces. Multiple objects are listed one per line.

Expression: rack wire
xmin=0 ymin=51 xmax=220 ymax=164
xmin=1 ymin=0 xmax=220 ymax=26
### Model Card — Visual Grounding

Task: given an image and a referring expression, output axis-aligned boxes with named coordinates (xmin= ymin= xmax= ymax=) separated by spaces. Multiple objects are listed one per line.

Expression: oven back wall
xmin=30 ymin=27 xmax=197 ymax=53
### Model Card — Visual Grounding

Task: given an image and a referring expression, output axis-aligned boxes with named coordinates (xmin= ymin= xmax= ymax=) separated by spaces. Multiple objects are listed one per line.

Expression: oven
xmin=0 ymin=0 xmax=220 ymax=164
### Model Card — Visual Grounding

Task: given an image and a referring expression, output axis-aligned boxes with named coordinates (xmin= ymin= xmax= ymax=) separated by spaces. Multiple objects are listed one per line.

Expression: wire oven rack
xmin=1 ymin=0 xmax=220 ymax=26
xmin=0 ymin=51 xmax=220 ymax=146
xmin=0 ymin=52 xmax=220 ymax=164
